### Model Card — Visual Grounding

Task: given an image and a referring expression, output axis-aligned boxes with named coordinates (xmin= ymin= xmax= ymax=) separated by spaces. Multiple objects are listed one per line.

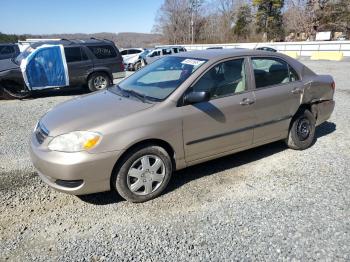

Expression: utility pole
xmin=190 ymin=0 xmax=201 ymax=45
xmin=191 ymin=10 xmax=194 ymax=44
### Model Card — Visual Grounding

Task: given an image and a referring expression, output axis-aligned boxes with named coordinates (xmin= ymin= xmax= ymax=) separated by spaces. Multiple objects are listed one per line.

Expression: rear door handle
xmin=291 ymin=88 xmax=303 ymax=94
xmin=240 ymin=98 xmax=255 ymax=105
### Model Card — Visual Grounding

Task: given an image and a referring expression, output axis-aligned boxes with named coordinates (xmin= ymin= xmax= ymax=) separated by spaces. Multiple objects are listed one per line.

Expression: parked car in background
xmin=144 ymin=46 xmax=186 ymax=65
xmin=121 ymin=48 xmax=143 ymax=61
xmin=121 ymin=48 xmax=148 ymax=71
xmin=0 ymin=43 xmax=20 ymax=60
xmin=121 ymin=48 xmax=144 ymax=70
xmin=256 ymin=46 xmax=277 ymax=52
xmin=336 ymin=35 xmax=347 ymax=41
xmin=156 ymin=45 xmax=187 ymax=54
xmin=0 ymin=38 xmax=124 ymax=99
xmin=125 ymin=49 xmax=150 ymax=71
xmin=30 ymin=49 xmax=335 ymax=203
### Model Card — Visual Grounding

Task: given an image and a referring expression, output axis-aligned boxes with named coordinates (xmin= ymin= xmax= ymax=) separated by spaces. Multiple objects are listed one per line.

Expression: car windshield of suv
xmin=112 ymin=56 xmax=207 ymax=101
xmin=14 ymin=46 xmax=35 ymax=65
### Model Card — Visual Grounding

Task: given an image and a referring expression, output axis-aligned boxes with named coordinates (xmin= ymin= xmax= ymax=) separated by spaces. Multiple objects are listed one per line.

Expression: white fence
xmin=161 ymin=41 xmax=350 ymax=57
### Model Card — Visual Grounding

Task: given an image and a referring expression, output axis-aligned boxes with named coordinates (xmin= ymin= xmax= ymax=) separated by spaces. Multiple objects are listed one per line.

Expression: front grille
xmin=35 ymin=123 xmax=49 ymax=144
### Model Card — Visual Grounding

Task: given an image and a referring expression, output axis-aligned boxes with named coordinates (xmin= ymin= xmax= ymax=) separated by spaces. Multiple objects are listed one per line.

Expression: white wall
xmin=161 ymin=41 xmax=350 ymax=57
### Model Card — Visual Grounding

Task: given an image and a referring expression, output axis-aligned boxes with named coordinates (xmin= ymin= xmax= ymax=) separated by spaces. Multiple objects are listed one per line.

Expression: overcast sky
xmin=0 ymin=0 xmax=164 ymax=35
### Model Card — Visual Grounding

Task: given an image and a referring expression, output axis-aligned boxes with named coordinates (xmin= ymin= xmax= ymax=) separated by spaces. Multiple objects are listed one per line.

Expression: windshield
xmin=111 ymin=56 xmax=207 ymax=101
xmin=14 ymin=46 xmax=35 ymax=64
xmin=139 ymin=50 xmax=150 ymax=59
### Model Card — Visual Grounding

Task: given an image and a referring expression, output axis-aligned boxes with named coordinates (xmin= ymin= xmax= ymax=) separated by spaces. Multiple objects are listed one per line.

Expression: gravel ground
xmin=0 ymin=62 xmax=349 ymax=261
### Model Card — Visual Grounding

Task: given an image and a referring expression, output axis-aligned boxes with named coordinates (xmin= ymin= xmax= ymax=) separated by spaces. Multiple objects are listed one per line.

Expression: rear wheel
xmin=285 ymin=109 xmax=316 ymax=150
xmin=87 ymin=72 xmax=111 ymax=92
xmin=113 ymin=145 xmax=172 ymax=203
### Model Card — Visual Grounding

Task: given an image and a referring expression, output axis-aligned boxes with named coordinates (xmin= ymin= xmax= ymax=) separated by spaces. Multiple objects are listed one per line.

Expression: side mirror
xmin=184 ymin=91 xmax=210 ymax=104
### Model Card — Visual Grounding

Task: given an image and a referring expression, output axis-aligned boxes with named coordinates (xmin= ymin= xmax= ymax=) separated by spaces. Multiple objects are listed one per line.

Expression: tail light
xmin=120 ymin=62 xmax=125 ymax=71
xmin=331 ymin=81 xmax=335 ymax=90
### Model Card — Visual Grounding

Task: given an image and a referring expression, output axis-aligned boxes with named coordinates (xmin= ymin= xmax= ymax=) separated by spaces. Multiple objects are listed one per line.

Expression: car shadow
xmin=315 ymin=121 xmax=336 ymax=139
xmin=78 ymin=121 xmax=336 ymax=206
xmin=30 ymin=86 xmax=89 ymax=99
xmin=0 ymin=86 xmax=89 ymax=101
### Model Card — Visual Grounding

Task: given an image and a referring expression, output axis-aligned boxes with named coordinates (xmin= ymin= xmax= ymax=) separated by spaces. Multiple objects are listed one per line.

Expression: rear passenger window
xmin=64 ymin=47 xmax=83 ymax=63
xmin=88 ymin=45 xmax=117 ymax=59
xmin=252 ymin=58 xmax=296 ymax=88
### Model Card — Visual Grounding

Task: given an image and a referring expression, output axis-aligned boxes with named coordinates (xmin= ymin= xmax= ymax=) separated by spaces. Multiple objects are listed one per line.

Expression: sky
xmin=0 ymin=0 xmax=164 ymax=35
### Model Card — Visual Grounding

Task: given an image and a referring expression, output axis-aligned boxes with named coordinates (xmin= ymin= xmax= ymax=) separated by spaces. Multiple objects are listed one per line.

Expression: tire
xmin=87 ymin=72 xmax=111 ymax=92
xmin=0 ymin=83 xmax=30 ymax=100
xmin=134 ymin=61 xmax=142 ymax=71
xmin=113 ymin=145 xmax=173 ymax=203
xmin=285 ymin=109 xmax=316 ymax=150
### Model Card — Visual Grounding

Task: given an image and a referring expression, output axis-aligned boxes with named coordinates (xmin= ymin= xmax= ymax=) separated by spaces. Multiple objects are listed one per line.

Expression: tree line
xmin=153 ymin=0 xmax=350 ymax=44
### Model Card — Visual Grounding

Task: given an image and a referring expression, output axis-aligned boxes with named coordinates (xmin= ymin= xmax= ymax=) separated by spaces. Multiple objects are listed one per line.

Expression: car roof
xmin=30 ymin=39 xmax=115 ymax=48
xmin=121 ymin=48 xmax=144 ymax=51
xmin=173 ymin=48 xmax=286 ymax=60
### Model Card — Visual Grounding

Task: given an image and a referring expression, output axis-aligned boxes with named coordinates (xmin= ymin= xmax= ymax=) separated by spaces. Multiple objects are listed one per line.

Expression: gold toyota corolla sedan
xmin=30 ymin=49 xmax=335 ymax=202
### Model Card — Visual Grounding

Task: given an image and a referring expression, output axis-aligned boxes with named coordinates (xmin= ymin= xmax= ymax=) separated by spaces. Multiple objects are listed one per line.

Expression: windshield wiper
xmin=113 ymin=85 xmax=160 ymax=103
xmin=110 ymin=85 xmax=129 ymax=98
xmin=123 ymin=89 xmax=148 ymax=103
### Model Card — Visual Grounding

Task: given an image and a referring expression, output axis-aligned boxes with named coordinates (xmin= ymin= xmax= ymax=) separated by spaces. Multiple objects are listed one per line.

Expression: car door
xmin=64 ymin=46 xmax=92 ymax=86
xmin=250 ymin=56 xmax=303 ymax=144
xmin=182 ymin=57 xmax=255 ymax=162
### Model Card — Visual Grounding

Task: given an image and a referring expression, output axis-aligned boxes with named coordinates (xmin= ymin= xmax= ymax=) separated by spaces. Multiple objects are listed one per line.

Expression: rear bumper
xmin=29 ymin=134 xmax=122 ymax=195
xmin=315 ymin=100 xmax=335 ymax=126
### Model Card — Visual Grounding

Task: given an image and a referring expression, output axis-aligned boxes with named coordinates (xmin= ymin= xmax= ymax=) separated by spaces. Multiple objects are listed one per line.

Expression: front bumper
xmin=29 ymin=133 xmax=123 ymax=195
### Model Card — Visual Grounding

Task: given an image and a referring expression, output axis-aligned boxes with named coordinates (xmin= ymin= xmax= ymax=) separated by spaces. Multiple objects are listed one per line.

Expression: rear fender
xmin=301 ymin=75 xmax=334 ymax=104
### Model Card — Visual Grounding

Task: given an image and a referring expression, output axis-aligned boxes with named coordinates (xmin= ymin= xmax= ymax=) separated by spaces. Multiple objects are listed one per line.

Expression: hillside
xmin=0 ymin=32 xmax=165 ymax=48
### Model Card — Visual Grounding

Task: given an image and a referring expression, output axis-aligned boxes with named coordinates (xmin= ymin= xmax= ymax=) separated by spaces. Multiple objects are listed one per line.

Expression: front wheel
xmin=285 ymin=109 xmax=316 ymax=150
xmin=134 ymin=61 xmax=142 ymax=71
xmin=0 ymin=83 xmax=30 ymax=100
xmin=87 ymin=72 xmax=111 ymax=92
xmin=113 ymin=145 xmax=172 ymax=203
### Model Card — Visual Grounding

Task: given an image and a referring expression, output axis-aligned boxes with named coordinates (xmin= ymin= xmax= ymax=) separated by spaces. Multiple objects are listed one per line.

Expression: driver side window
xmin=192 ymin=58 xmax=247 ymax=99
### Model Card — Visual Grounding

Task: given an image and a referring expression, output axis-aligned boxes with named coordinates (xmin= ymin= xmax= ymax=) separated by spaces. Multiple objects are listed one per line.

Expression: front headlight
xmin=48 ymin=131 xmax=102 ymax=152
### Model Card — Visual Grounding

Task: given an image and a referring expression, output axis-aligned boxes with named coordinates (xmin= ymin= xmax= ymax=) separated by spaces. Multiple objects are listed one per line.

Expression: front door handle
xmin=240 ymin=98 xmax=255 ymax=105
xmin=291 ymin=88 xmax=303 ymax=94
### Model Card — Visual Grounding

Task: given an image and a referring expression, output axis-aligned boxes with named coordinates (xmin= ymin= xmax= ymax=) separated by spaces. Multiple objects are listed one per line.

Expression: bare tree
xmin=283 ymin=0 xmax=313 ymax=40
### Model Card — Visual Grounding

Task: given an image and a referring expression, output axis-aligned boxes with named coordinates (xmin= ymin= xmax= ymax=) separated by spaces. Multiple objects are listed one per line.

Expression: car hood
xmin=41 ymin=90 xmax=154 ymax=137
xmin=0 ymin=58 xmax=19 ymax=72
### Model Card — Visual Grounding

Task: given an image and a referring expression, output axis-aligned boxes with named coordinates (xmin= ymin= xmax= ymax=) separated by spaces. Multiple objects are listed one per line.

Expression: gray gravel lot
xmin=0 ymin=61 xmax=349 ymax=261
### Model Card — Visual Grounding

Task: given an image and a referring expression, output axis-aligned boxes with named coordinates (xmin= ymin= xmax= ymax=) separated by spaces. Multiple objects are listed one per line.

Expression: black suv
xmin=0 ymin=39 xmax=124 ymax=99
xmin=0 ymin=43 xmax=20 ymax=60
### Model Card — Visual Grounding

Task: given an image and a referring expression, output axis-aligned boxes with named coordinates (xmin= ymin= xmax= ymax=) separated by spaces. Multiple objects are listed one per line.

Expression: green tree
xmin=233 ymin=4 xmax=252 ymax=40
xmin=253 ymin=0 xmax=285 ymax=41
